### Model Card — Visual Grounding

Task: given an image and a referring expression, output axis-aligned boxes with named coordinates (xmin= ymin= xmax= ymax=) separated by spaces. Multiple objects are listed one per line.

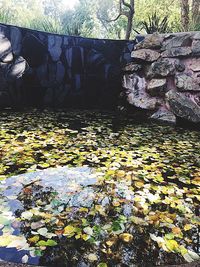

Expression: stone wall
xmin=122 ymin=32 xmax=200 ymax=124
xmin=0 ymin=23 xmax=135 ymax=109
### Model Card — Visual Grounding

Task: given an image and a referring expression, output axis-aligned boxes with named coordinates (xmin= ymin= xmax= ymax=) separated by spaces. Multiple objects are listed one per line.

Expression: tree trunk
xmin=180 ymin=0 xmax=190 ymax=31
xmin=123 ymin=0 xmax=135 ymax=40
xmin=125 ymin=8 xmax=134 ymax=39
xmin=192 ymin=0 xmax=200 ymax=25
xmin=100 ymin=0 xmax=135 ymax=40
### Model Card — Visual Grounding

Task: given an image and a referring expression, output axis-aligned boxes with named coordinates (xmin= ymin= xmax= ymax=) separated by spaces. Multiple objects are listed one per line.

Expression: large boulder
xmin=131 ymin=49 xmax=160 ymax=62
xmin=162 ymin=47 xmax=192 ymax=58
xmin=193 ymin=32 xmax=200 ymax=40
xmin=192 ymin=40 xmax=200 ymax=55
xmin=188 ymin=58 xmax=200 ymax=72
xmin=147 ymin=58 xmax=176 ymax=77
xmin=151 ymin=108 xmax=176 ymax=124
xmin=175 ymin=73 xmax=200 ymax=92
xmin=147 ymin=78 xmax=167 ymax=96
xmin=123 ymin=74 xmax=159 ymax=110
xmin=162 ymin=34 xmax=192 ymax=50
xmin=135 ymin=33 xmax=164 ymax=49
xmin=122 ymin=62 xmax=142 ymax=73
xmin=166 ymin=90 xmax=200 ymax=123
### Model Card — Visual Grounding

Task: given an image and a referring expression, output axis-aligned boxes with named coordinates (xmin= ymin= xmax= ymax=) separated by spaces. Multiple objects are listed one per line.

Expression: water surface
xmin=0 ymin=110 xmax=199 ymax=266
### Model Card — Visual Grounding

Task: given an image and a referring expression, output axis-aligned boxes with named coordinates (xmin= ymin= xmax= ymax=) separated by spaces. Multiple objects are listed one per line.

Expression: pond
xmin=0 ymin=110 xmax=199 ymax=267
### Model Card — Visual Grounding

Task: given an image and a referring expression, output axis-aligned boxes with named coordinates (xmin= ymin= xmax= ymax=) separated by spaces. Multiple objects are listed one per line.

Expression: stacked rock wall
xmin=122 ymin=32 xmax=200 ymax=124
xmin=0 ymin=23 xmax=135 ymax=109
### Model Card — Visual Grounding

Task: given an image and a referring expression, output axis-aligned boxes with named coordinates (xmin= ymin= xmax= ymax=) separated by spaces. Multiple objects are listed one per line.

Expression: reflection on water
xmin=0 ymin=166 xmax=99 ymax=265
xmin=0 ymin=110 xmax=199 ymax=266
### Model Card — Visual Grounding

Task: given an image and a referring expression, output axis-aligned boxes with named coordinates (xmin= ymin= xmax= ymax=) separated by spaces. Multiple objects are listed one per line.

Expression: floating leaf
xmin=6 ymin=236 xmax=28 ymax=250
xmin=184 ymin=224 xmax=192 ymax=231
xmin=165 ymin=240 xmax=179 ymax=252
xmin=22 ymin=254 xmax=29 ymax=264
xmin=0 ymin=216 xmax=10 ymax=226
xmin=46 ymin=239 xmax=58 ymax=246
xmin=87 ymin=253 xmax=98 ymax=262
xmin=63 ymin=225 xmax=76 ymax=237
xmin=187 ymin=250 xmax=200 ymax=261
xmin=37 ymin=227 xmax=48 ymax=237
xmin=31 ymin=221 xmax=45 ymax=230
xmin=28 ymin=235 xmax=40 ymax=243
xmin=97 ymin=263 xmax=108 ymax=267
xmin=119 ymin=233 xmax=133 ymax=243
xmin=21 ymin=211 xmax=33 ymax=220
xmin=37 ymin=239 xmax=57 ymax=247
xmin=83 ymin=226 xmax=93 ymax=236
xmin=172 ymin=227 xmax=182 ymax=235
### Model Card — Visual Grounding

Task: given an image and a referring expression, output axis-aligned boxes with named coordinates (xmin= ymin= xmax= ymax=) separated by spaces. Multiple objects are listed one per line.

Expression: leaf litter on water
xmin=0 ymin=110 xmax=199 ymax=266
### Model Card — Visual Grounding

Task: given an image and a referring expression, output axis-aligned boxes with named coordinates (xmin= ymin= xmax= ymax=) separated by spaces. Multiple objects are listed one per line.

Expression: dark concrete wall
xmin=0 ymin=23 xmax=135 ymax=109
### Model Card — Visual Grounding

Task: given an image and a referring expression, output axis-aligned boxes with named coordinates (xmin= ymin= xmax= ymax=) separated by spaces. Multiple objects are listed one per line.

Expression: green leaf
xmin=21 ymin=211 xmax=33 ymax=220
xmin=46 ymin=239 xmax=58 ymax=246
xmin=97 ymin=263 xmax=108 ymax=267
xmin=187 ymin=250 xmax=200 ymax=261
xmin=37 ymin=227 xmax=48 ymax=237
xmin=183 ymin=253 xmax=194 ymax=263
xmin=37 ymin=240 xmax=47 ymax=247
xmin=0 ymin=215 xmax=10 ymax=226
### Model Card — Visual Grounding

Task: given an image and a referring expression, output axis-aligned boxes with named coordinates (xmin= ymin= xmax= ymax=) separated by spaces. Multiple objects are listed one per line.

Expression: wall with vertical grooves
xmin=0 ymin=23 xmax=136 ymax=109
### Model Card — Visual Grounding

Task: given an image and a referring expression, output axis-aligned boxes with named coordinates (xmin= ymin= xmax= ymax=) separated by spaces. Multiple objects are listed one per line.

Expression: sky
xmin=64 ymin=0 xmax=79 ymax=9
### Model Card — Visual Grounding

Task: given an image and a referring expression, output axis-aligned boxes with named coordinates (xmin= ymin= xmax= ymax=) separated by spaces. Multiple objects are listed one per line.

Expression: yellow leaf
xmin=184 ymin=224 xmax=192 ymax=231
xmin=28 ymin=235 xmax=40 ymax=243
xmin=119 ymin=233 xmax=133 ymax=243
xmin=82 ymin=234 xmax=90 ymax=241
xmin=75 ymin=234 xmax=81 ymax=240
xmin=95 ymin=205 xmax=106 ymax=215
xmin=172 ymin=227 xmax=182 ymax=235
xmin=87 ymin=253 xmax=98 ymax=262
xmin=180 ymin=245 xmax=188 ymax=256
xmin=165 ymin=239 xmax=179 ymax=252
xmin=112 ymin=201 xmax=120 ymax=207
xmin=106 ymin=236 xmax=118 ymax=247
xmin=63 ymin=225 xmax=76 ymax=237
xmin=135 ymin=181 xmax=144 ymax=188
xmin=116 ymin=170 xmax=125 ymax=177
xmin=0 ymin=235 xmax=14 ymax=246
xmin=134 ymin=195 xmax=141 ymax=202
xmin=79 ymin=208 xmax=88 ymax=212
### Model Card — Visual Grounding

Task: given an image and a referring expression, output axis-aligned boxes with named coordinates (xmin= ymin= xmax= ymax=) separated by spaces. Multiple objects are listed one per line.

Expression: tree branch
xmin=121 ymin=0 xmax=132 ymax=10
xmin=122 ymin=0 xmax=134 ymax=12
xmin=105 ymin=13 xmax=123 ymax=22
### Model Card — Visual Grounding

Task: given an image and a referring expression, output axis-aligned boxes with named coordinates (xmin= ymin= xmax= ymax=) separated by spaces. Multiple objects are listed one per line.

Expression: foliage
xmin=0 ymin=7 xmax=15 ymax=24
xmin=29 ymin=17 xmax=63 ymax=34
xmin=140 ymin=12 xmax=170 ymax=34
xmin=134 ymin=0 xmax=182 ymax=34
xmin=61 ymin=0 xmax=97 ymax=37
xmin=0 ymin=0 xmax=199 ymax=38
xmin=0 ymin=110 xmax=199 ymax=266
